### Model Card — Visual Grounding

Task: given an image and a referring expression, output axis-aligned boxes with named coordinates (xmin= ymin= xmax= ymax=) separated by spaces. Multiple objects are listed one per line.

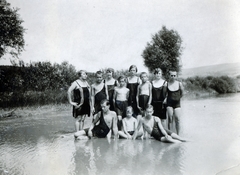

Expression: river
xmin=0 ymin=93 xmax=240 ymax=175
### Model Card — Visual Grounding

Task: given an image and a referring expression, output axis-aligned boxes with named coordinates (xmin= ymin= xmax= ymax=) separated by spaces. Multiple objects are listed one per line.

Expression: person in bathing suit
xmin=166 ymin=69 xmax=184 ymax=135
xmin=126 ymin=65 xmax=141 ymax=117
xmin=151 ymin=68 xmax=167 ymax=128
xmin=67 ymin=70 xmax=92 ymax=131
xmin=136 ymin=72 xmax=152 ymax=117
xmin=133 ymin=105 xmax=186 ymax=143
xmin=91 ymin=71 xmax=109 ymax=116
xmin=118 ymin=106 xmax=143 ymax=139
xmin=74 ymin=99 xmax=118 ymax=140
xmin=105 ymin=68 xmax=118 ymax=111
xmin=113 ymin=76 xmax=129 ymax=130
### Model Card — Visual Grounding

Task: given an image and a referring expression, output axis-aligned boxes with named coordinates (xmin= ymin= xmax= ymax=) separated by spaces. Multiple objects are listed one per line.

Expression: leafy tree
xmin=0 ymin=0 xmax=25 ymax=59
xmin=142 ymin=26 xmax=183 ymax=76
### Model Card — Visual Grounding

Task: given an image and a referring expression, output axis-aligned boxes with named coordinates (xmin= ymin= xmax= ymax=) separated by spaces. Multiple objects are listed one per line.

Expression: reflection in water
xmin=0 ymin=94 xmax=240 ymax=174
xmin=72 ymin=139 xmax=184 ymax=175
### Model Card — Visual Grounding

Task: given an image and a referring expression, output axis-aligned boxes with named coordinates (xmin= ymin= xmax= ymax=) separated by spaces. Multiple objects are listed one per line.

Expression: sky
xmin=1 ymin=0 xmax=240 ymax=72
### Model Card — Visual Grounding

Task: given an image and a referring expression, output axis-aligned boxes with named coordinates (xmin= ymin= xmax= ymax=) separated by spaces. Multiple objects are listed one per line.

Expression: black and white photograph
xmin=1 ymin=0 xmax=240 ymax=174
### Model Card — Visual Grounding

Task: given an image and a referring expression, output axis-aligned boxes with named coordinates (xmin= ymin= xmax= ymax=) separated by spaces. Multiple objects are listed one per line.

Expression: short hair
xmin=100 ymin=99 xmax=110 ymax=106
xmin=77 ymin=70 xmax=86 ymax=77
xmin=118 ymin=75 xmax=126 ymax=82
xmin=129 ymin=65 xmax=138 ymax=72
xmin=146 ymin=104 xmax=153 ymax=111
xmin=140 ymin=72 xmax=148 ymax=78
xmin=126 ymin=106 xmax=133 ymax=112
xmin=95 ymin=70 xmax=103 ymax=76
xmin=154 ymin=68 xmax=162 ymax=75
xmin=106 ymin=68 xmax=114 ymax=74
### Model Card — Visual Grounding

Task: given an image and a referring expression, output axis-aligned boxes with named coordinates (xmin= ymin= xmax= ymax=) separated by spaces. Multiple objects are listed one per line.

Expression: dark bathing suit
xmin=151 ymin=117 xmax=173 ymax=141
xmin=166 ymin=82 xmax=182 ymax=109
xmin=94 ymin=82 xmax=107 ymax=115
xmin=72 ymin=81 xmax=91 ymax=118
xmin=127 ymin=78 xmax=140 ymax=117
xmin=139 ymin=95 xmax=149 ymax=111
xmin=107 ymin=80 xmax=118 ymax=111
xmin=151 ymin=81 xmax=167 ymax=119
xmin=84 ymin=111 xmax=110 ymax=138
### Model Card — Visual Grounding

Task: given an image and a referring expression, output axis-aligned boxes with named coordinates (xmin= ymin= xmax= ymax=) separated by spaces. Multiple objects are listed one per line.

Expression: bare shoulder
xmin=110 ymin=111 xmax=117 ymax=117
xmin=154 ymin=116 xmax=160 ymax=122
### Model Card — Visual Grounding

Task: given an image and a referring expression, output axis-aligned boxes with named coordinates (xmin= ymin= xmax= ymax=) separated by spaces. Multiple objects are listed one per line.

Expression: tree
xmin=0 ymin=0 xmax=25 ymax=59
xmin=142 ymin=26 xmax=183 ymax=76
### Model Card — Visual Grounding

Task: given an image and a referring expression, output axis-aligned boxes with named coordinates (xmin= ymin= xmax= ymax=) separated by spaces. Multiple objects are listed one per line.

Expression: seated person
xmin=74 ymin=99 xmax=118 ymax=140
xmin=118 ymin=106 xmax=143 ymax=139
xmin=133 ymin=105 xmax=187 ymax=143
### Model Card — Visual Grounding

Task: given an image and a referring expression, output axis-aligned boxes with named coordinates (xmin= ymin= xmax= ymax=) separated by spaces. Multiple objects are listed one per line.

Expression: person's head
xmin=129 ymin=65 xmax=138 ymax=76
xmin=145 ymin=105 xmax=154 ymax=118
xmin=140 ymin=72 xmax=148 ymax=83
xmin=154 ymin=68 xmax=162 ymax=80
xmin=95 ymin=71 xmax=103 ymax=83
xmin=78 ymin=70 xmax=87 ymax=80
xmin=100 ymin=99 xmax=110 ymax=113
xmin=106 ymin=68 xmax=114 ymax=78
xmin=168 ymin=69 xmax=177 ymax=81
xmin=118 ymin=76 xmax=126 ymax=87
xmin=126 ymin=106 xmax=133 ymax=118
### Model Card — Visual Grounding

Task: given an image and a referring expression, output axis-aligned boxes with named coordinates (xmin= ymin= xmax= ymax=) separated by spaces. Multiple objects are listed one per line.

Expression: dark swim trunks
xmin=151 ymin=117 xmax=173 ymax=141
xmin=115 ymin=100 xmax=128 ymax=117
xmin=84 ymin=111 xmax=110 ymax=138
xmin=139 ymin=95 xmax=149 ymax=111
xmin=166 ymin=82 xmax=182 ymax=109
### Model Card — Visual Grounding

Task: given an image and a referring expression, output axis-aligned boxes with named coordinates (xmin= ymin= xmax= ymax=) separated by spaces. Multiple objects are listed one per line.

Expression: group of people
xmin=67 ymin=65 xmax=185 ymax=143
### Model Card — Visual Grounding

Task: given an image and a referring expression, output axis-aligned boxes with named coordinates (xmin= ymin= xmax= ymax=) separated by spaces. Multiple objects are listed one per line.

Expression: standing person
xmin=166 ymin=69 xmax=184 ymax=135
xmin=67 ymin=70 xmax=91 ymax=131
xmin=136 ymin=72 xmax=152 ymax=117
xmin=113 ymin=76 xmax=129 ymax=130
xmin=105 ymin=68 xmax=118 ymax=111
xmin=151 ymin=68 xmax=167 ymax=128
xmin=91 ymin=71 xmax=109 ymax=115
xmin=74 ymin=99 xmax=118 ymax=140
xmin=118 ymin=106 xmax=143 ymax=139
xmin=133 ymin=105 xmax=186 ymax=143
xmin=126 ymin=65 xmax=141 ymax=117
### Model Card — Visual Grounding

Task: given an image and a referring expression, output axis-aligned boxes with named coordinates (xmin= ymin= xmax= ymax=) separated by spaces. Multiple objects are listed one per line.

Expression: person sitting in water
xmin=74 ymin=99 xmax=118 ymax=140
xmin=118 ymin=106 xmax=143 ymax=139
xmin=133 ymin=105 xmax=186 ymax=143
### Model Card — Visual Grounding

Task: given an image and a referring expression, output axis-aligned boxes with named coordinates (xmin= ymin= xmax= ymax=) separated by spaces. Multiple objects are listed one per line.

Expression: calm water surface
xmin=0 ymin=94 xmax=240 ymax=175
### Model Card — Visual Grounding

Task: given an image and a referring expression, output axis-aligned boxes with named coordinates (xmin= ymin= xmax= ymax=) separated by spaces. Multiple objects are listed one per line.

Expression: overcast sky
xmin=1 ymin=0 xmax=240 ymax=72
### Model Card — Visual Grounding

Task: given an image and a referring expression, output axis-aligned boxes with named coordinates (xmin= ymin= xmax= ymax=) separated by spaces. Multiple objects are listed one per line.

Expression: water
xmin=0 ymin=94 xmax=240 ymax=175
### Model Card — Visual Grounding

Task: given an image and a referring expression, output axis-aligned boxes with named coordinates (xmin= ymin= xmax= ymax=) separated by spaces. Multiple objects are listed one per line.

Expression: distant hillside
xmin=180 ymin=62 xmax=240 ymax=78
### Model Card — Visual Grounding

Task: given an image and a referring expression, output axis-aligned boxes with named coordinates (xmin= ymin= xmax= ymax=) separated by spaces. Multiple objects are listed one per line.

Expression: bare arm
xmin=113 ymin=88 xmax=117 ymax=109
xmin=136 ymin=85 xmax=141 ymax=110
xmin=179 ymin=82 xmax=184 ymax=98
xmin=112 ymin=113 xmax=118 ymax=139
xmin=148 ymin=82 xmax=152 ymax=105
xmin=88 ymin=112 xmax=101 ymax=137
xmin=67 ymin=82 xmax=78 ymax=106
xmin=105 ymin=83 xmax=109 ymax=100
xmin=132 ymin=118 xmax=142 ymax=140
xmin=91 ymin=85 xmax=95 ymax=113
